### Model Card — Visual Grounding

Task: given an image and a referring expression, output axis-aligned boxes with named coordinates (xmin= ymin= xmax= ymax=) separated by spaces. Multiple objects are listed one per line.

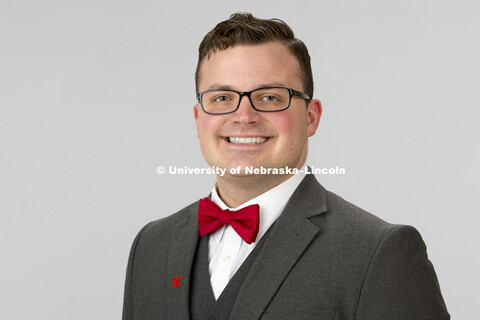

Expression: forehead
xmin=198 ymin=42 xmax=303 ymax=91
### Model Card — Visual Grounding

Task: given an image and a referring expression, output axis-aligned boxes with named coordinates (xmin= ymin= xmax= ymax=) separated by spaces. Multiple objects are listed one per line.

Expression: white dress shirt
xmin=208 ymin=169 xmax=306 ymax=299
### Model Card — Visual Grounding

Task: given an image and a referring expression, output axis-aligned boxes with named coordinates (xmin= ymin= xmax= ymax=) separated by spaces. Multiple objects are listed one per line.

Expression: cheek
xmin=270 ymin=112 xmax=294 ymax=133
xmin=272 ymin=113 xmax=305 ymax=145
xmin=285 ymin=115 xmax=308 ymax=154
xmin=197 ymin=116 xmax=220 ymax=139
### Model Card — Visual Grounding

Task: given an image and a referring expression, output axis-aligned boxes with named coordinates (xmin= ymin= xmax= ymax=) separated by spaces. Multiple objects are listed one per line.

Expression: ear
xmin=193 ymin=103 xmax=200 ymax=136
xmin=306 ymin=99 xmax=322 ymax=137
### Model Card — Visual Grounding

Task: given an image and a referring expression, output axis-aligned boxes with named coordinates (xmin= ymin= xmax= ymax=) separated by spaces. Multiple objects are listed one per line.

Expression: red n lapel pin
xmin=171 ymin=275 xmax=182 ymax=288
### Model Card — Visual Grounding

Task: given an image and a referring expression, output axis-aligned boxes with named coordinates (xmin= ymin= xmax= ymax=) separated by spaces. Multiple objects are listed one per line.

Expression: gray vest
xmin=189 ymin=227 xmax=272 ymax=320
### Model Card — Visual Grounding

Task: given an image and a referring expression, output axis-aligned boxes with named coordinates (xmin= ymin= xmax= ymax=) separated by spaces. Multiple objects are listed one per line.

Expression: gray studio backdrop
xmin=1 ymin=0 xmax=478 ymax=319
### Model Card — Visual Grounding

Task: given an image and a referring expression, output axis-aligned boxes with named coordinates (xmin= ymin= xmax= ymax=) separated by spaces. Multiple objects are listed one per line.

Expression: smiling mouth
xmin=228 ymin=137 xmax=268 ymax=144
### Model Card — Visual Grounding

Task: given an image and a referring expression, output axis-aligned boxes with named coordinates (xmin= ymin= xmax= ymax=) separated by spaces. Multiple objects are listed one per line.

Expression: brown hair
xmin=195 ymin=13 xmax=314 ymax=99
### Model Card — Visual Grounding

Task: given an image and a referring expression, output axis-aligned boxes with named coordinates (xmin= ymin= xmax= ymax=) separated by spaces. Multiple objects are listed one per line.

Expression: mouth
xmin=227 ymin=137 xmax=268 ymax=144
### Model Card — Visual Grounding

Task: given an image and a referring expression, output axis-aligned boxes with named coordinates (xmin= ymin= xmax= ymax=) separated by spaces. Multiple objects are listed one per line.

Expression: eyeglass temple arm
xmin=292 ymin=89 xmax=310 ymax=100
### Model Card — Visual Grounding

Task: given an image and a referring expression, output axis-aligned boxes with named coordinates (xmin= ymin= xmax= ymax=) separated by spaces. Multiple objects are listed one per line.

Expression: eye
xmin=261 ymin=95 xmax=279 ymax=102
xmin=214 ymin=95 xmax=230 ymax=102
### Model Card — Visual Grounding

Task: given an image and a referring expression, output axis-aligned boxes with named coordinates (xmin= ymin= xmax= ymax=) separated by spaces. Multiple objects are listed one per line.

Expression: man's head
xmin=193 ymin=13 xmax=322 ymax=192
xmin=195 ymin=13 xmax=314 ymax=99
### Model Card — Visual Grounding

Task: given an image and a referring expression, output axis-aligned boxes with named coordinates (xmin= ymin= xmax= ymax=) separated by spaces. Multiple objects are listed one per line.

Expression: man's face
xmin=194 ymin=42 xmax=321 ymax=178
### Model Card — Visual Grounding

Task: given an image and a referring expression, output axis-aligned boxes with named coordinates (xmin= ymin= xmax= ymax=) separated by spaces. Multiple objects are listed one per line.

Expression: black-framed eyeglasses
xmin=197 ymin=86 xmax=311 ymax=115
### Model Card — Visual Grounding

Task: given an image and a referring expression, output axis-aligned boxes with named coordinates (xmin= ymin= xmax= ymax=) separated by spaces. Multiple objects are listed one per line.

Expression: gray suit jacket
xmin=122 ymin=174 xmax=449 ymax=319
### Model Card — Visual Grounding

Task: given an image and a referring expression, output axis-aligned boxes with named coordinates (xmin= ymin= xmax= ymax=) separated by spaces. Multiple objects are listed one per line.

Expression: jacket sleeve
xmin=355 ymin=225 xmax=450 ymax=319
xmin=122 ymin=223 xmax=150 ymax=320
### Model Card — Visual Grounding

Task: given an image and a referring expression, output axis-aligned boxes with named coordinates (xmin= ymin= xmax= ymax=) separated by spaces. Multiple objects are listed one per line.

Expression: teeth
xmin=228 ymin=137 xmax=267 ymax=144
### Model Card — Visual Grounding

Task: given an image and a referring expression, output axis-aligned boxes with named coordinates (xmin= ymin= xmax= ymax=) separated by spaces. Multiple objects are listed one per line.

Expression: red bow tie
xmin=198 ymin=197 xmax=260 ymax=244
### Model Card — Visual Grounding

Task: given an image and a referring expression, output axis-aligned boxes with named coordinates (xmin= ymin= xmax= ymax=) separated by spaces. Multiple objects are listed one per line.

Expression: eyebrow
xmin=206 ymin=82 xmax=288 ymax=91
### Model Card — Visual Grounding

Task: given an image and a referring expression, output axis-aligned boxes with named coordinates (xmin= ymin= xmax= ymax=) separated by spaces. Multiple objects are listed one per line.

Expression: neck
xmin=215 ymin=173 xmax=293 ymax=208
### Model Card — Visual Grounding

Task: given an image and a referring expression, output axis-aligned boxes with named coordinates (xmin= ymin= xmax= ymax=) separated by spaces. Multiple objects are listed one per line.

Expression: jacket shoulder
xmin=324 ymin=190 xmax=395 ymax=235
xmin=137 ymin=200 xmax=199 ymax=244
xmin=320 ymin=190 xmax=427 ymax=259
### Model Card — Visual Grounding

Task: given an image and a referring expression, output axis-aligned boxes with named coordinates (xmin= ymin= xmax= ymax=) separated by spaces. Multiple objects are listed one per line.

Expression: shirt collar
xmin=210 ymin=167 xmax=306 ymax=246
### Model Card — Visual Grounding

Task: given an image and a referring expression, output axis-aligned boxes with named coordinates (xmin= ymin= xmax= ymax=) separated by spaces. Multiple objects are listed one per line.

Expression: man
xmin=123 ymin=13 xmax=449 ymax=319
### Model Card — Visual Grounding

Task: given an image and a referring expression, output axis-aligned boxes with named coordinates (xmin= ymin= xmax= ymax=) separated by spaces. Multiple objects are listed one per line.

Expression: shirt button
xmin=223 ymin=256 xmax=231 ymax=263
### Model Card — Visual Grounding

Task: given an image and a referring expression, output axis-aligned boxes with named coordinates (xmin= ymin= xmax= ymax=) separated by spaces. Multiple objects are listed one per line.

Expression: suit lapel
xmin=229 ymin=174 xmax=328 ymax=320
xmin=166 ymin=203 xmax=200 ymax=320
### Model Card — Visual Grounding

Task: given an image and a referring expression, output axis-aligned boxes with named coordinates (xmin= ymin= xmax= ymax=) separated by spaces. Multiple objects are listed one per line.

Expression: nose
xmin=232 ymin=95 xmax=262 ymax=124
